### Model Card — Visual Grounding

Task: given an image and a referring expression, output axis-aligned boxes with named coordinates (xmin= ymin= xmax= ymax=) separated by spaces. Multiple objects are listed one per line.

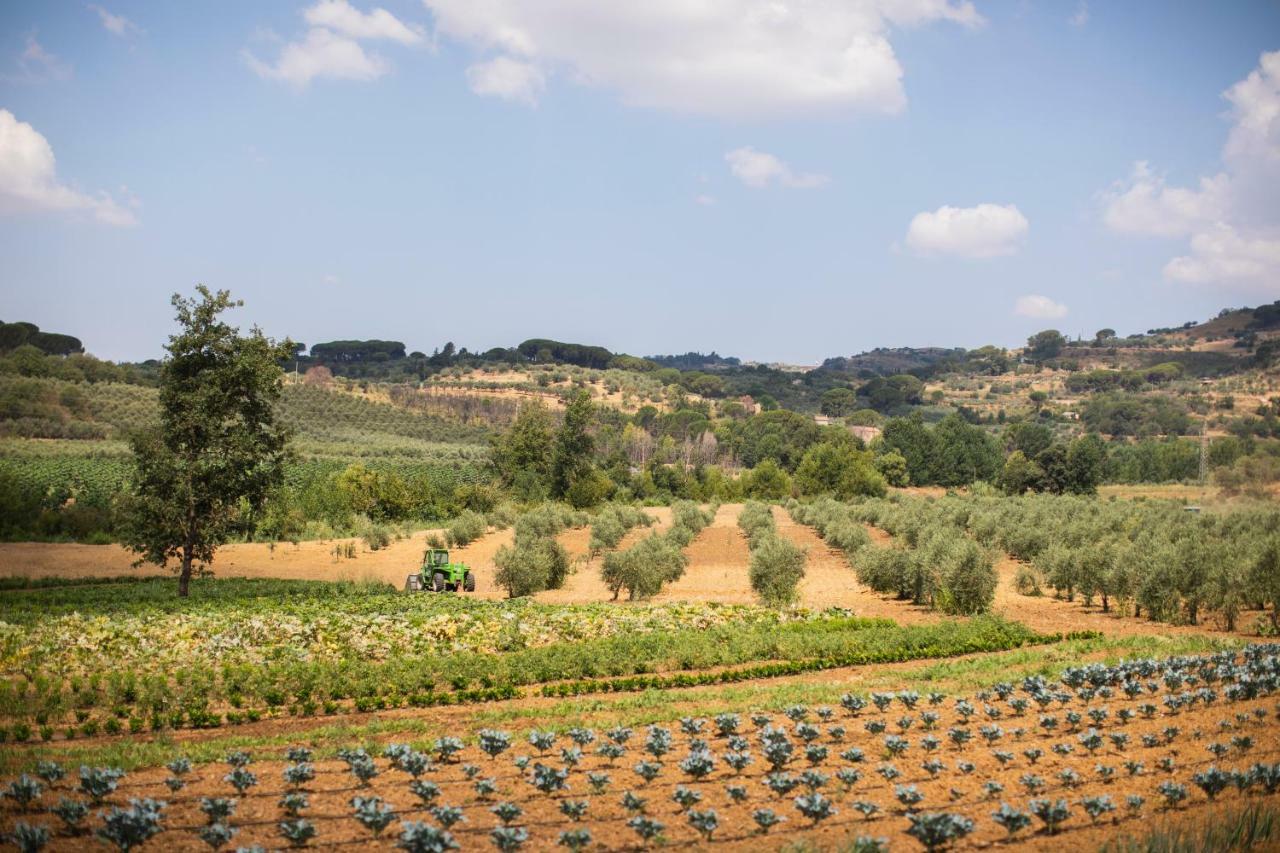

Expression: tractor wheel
xmin=463 ymin=571 xmax=476 ymax=592
xmin=431 ymin=571 xmax=445 ymax=592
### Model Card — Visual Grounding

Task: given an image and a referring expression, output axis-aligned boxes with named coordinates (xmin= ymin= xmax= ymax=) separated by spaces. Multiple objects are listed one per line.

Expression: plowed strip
xmin=773 ymin=506 xmax=939 ymax=622
xmin=535 ymin=507 xmax=668 ymax=604
xmin=653 ymin=503 xmax=753 ymax=603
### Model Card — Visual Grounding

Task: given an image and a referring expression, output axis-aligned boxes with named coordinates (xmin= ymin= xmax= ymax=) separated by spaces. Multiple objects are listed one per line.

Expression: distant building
xmin=849 ymin=425 xmax=882 ymax=444
xmin=811 ymin=416 xmax=883 ymax=445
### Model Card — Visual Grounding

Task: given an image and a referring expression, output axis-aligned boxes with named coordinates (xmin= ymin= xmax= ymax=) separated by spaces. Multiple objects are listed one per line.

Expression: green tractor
xmin=406 ymin=548 xmax=476 ymax=593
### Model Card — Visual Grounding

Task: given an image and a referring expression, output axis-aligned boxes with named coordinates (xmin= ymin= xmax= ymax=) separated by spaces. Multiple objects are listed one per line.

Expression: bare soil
xmin=3 ymin=661 xmax=1276 ymax=851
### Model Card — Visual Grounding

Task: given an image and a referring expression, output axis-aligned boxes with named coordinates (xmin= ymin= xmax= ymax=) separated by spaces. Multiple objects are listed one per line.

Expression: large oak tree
xmin=124 ymin=286 xmax=294 ymax=596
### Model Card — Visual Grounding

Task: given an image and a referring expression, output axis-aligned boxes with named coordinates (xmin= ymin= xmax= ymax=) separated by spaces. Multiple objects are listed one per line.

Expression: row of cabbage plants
xmin=2 ymin=644 xmax=1277 ymax=851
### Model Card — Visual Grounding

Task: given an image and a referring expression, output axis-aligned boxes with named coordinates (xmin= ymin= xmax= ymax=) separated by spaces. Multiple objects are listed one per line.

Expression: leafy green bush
xmin=748 ymin=533 xmax=806 ymax=607
xmin=938 ymin=540 xmax=997 ymax=615
xmin=494 ymin=537 xmax=570 ymax=598
xmin=602 ymin=533 xmax=687 ymax=600
xmin=588 ymin=504 xmax=652 ymax=556
xmin=445 ymin=511 xmax=487 ymax=547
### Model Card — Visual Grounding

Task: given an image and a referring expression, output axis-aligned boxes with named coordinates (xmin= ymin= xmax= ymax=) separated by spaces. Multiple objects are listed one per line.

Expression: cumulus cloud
xmin=1164 ymin=224 xmax=1280 ymax=284
xmin=1102 ymin=50 xmax=1280 ymax=287
xmin=725 ymin=147 xmax=828 ymax=189
xmin=303 ymin=0 xmax=423 ymax=44
xmin=904 ymin=203 xmax=1028 ymax=258
xmin=1102 ymin=162 xmax=1229 ymax=238
xmin=245 ymin=28 xmax=389 ymax=86
xmin=89 ymin=5 xmax=142 ymax=37
xmin=466 ymin=56 xmax=545 ymax=105
xmin=0 ymin=109 xmax=136 ymax=226
xmin=422 ymin=0 xmax=982 ymax=118
xmin=1014 ymin=295 xmax=1068 ymax=319
xmin=245 ymin=1 xmax=421 ymax=87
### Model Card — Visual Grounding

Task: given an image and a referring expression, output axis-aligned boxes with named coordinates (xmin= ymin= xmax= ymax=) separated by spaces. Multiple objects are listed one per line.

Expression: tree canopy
xmin=122 ymin=286 xmax=294 ymax=596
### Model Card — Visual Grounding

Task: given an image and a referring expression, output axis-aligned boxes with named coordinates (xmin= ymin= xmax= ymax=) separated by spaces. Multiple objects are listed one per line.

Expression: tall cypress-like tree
xmin=123 ymin=286 xmax=294 ymax=596
xmin=552 ymin=390 xmax=594 ymax=498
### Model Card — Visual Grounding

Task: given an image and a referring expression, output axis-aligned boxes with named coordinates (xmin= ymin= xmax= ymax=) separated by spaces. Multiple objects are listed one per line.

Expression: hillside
xmin=2 ymin=296 xmax=1279 ymax=547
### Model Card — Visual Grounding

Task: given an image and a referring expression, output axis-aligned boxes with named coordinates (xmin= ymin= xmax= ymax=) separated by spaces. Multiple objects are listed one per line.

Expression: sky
xmin=1 ymin=1 xmax=1279 ymax=365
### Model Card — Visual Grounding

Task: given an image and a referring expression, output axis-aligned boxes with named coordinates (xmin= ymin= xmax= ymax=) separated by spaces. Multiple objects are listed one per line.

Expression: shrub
xmin=445 ymin=511 xmax=487 ymax=547
xmin=1014 ymin=565 xmax=1042 ymax=596
xmin=938 ymin=540 xmax=997 ymax=615
xmin=494 ymin=537 xmax=570 ymax=598
xmin=749 ymin=533 xmax=806 ymax=607
xmin=601 ymin=532 xmax=686 ymax=600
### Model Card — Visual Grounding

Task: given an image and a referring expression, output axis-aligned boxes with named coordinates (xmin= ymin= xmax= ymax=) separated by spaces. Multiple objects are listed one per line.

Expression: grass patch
xmin=1098 ymin=801 xmax=1279 ymax=852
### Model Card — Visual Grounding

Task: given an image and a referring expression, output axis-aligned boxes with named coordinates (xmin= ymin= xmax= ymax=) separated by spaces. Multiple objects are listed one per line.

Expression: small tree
xmin=123 ymin=287 xmax=293 ymax=596
xmin=749 ymin=534 xmax=806 ymax=607
xmin=1026 ymin=330 xmax=1065 ymax=362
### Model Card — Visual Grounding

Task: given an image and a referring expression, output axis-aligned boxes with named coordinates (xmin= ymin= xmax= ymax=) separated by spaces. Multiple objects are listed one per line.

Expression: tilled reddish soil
xmin=0 ymin=532 xmax=451 ymax=587
xmin=0 ymin=503 xmax=1263 ymax=637
xmin=653 ymin=505 xmax=753 ymax=604
xmin=3 ymin=670 xmax=1277 ymax=850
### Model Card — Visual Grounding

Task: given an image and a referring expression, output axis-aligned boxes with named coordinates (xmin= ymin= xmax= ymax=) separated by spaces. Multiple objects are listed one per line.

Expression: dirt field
xmin=0 ymin=502 xmax=1262 ymax=639
xmin=3 ymin=653 xmax=1275 ymax=851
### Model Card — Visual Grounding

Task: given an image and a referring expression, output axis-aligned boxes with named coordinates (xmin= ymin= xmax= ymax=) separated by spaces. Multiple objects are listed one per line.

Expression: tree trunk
xmin=178 ymin=541 xmax=193 ymax=597
xmin=1101 ymin=593 xmax=1109 ymax=613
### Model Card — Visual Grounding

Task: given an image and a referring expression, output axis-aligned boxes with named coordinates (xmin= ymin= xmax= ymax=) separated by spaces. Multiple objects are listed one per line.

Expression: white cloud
xmin=89 ymin=5 xmax=141 ymax=37
xmin=1069 ymin=1 xmax=1089 ymax=27
xmin=422 ymin=0 xmax=982 ymax=119
xmin=246 ymin=1 xmax=422 ymax=87
xmin=303 ymin=0 xmax=423 ymax=44
xmin=1101 ymin=162 xmax=1229 ymax=238
xmin=695 ymin=194 xmax=716 ymax=206
xmin=0 ymin=109 xmax=136 ymax=226
xmin=1103 ymin=50 xmax=1280 ymax=287
xmin=466 ymin=56 xmax=545 ymax=105
xmin=1164 ymin=224 xmax=1280 ymax=285
xmin=1014 ymin=294 xmax=1068 ymax=319
xmin=904 ymin=203 xmax=1028 ymax=258
xmin=245 ymin=27 xmax=390 ymax=87
xmin=725 ymin=147 xmax=828 ymax=189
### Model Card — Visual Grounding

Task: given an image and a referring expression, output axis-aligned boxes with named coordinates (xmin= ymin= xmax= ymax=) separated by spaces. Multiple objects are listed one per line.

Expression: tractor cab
xmin=406 ymin=548 xmax=476 ymax=593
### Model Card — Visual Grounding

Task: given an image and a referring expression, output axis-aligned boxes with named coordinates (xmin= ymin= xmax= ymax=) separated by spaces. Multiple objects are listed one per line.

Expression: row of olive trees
xmin=790 ymin=497 xmax=996 ymax=615
xmin=600 ymin=500 xmax=714 ymax=600
xmin=738 ymin=501 xmax=806 ymax=607
xmin=491 ymin=503 xmax=588 ymax=598
xmin=587 ymin=503 xmax=653 ymax=557
xmin=960 ymin=493 xmax=1280 ymax=632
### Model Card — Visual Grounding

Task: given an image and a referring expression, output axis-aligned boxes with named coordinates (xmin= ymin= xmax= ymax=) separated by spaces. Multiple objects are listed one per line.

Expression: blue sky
xmin=1 ymin=1 xmax=1278 ymax=364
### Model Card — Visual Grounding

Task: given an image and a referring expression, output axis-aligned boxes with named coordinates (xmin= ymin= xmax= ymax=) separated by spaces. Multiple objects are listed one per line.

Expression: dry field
xmin=0 ymin=501 xmax=1259 ymax=639
xmin=3 ymin=502 xmax=1278 ymax=851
